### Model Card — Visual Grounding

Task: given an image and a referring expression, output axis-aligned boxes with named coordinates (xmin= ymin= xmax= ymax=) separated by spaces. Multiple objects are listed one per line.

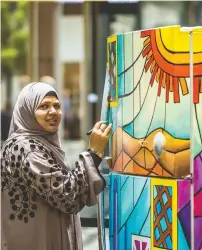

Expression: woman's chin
xmin=45 ymin=125 xmax=59 ymax=133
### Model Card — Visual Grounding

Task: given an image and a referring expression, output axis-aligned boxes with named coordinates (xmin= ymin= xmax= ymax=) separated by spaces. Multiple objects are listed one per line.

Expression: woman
xmin=1 ymin=82 xmax=112 ymax=250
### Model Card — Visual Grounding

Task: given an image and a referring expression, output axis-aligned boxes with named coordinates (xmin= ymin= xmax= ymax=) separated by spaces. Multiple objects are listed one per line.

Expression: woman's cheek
xmin=35 ymin=110 xmax=47 ymax=122
xmin=58 ymin=111 xmax=62 ymax=120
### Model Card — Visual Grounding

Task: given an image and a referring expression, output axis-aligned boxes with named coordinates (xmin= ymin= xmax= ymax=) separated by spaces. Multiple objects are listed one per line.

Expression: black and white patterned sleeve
xmin=1 ymin=138 xmax=105 ymax=215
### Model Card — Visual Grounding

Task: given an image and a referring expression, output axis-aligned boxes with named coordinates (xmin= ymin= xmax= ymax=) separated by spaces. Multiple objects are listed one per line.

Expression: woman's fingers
xmin=100 ymin=124 xmax=107 ymax=132
xmin=103 ymin=124 xmax=112 ymax=136
xmin=94 ymin=121 xmax=103 ymax=129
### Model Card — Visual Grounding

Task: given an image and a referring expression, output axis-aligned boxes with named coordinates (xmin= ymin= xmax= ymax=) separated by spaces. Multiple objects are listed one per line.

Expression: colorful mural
xmin=101 ymin=26 xmax=202 ymax=250
xmin=104 ymin=25 xmax=202 ymax=178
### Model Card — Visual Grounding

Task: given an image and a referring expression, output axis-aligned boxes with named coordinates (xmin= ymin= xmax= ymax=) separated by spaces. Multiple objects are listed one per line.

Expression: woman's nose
xmin=49 ymin=106 xmax=57 ymax=114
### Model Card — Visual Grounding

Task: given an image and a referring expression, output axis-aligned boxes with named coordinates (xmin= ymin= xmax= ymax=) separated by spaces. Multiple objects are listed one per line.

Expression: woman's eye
xmin=54 ymin=104 xmax=61 ymax=109
xmin=40 ymin=104 xmax=48 ymax=109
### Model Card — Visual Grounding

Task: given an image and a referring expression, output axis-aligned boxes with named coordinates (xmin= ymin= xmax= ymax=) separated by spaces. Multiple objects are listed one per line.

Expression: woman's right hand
xmin=88 ymin=121 xmax=112 ymax=154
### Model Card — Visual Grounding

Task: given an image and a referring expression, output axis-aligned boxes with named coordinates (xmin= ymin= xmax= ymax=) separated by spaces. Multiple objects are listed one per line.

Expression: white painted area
xmin=122 ymin=92 xmax=134 ymax=124
xmin=133 ymin=82 xmax=158 ymax=137
xmin=124 ymin=33 xmax=133 ymax=69
xmin=153 ymin=132 xmax=166 ymax=157
xmin=132 ymin=55 xmax=146 ymax=90
xmin=133 ymin=31 xmax=145 ymax=64
xmin=139 ymin=66 xmax=153 ymax=106
xmin=133 ymin=85 xmax=141 ymax=118
xmin=165 ymin=78 xmax=190 ymax=139
xmin=59 ymin=15 xmax=84 ymax=63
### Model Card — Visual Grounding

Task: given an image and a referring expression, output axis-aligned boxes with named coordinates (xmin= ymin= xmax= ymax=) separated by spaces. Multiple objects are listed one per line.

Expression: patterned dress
xmin=1 ymin=136 xmax=104 ymax=250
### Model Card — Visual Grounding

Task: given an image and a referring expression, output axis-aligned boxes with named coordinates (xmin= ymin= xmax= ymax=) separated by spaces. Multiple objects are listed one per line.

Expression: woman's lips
xmin=46 ymin=119 xmax=58 ymax=125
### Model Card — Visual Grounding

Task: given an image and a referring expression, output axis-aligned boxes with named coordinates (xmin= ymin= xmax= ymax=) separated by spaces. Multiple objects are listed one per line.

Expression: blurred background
xmin=1 ymin=1 xmax=202 ymax=249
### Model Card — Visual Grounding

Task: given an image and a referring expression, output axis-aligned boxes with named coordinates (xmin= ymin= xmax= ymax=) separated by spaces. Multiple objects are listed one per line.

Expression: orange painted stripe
xmin=173 ymin=77 xmax=180 ymax=103
xmin=145 ymin=55 xmax=154 ymax=72
xmin=143 ymin=37 xmax=151 ymax=47
xmin=141 ymin=30 xmax=151 ymax=38
xmin=162 ymin=71 xmax=166 ymax=88
xmin=166 ymin=74 xmax=170 ymax=103
xmin=156 ymin=67 xmax=161 ymax=83
xmin=169 ymin=76 xmax=173 ymax=92
xmin=179 ymin=78 xmax=189 ymax=95
xmin=193 ymin=77 xmax=199 ymax=104
xmin=150 ymin=64 xmax=158 ymax=86
xmin=142 ymin=43 xmax=152 ymax=57
xmin=150 ymin=60 xmax=156 ymax=73
xmin=158 ymin=70 xmax=164 ymax=96
xmin=146 ymin=49 xmax=153 ymax=59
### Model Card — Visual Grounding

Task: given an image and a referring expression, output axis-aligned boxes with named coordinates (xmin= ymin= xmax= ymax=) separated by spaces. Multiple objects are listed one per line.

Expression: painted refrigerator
xmin=100 ymin=26 xmax=202 ymax=250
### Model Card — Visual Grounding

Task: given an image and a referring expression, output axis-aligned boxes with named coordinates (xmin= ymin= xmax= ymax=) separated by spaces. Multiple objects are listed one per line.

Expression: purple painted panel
xmin=194 ymin=152 xmax=202 ymax=193
xmin=178 ymin=202 xmax=191 ymax=246
xmin=194 ymin=217 xmax=202 ymax=250
xmin=178 ymin=180 xmax=190 ymax=212
xmin=194 ymin=152 xmax=202 ymax=250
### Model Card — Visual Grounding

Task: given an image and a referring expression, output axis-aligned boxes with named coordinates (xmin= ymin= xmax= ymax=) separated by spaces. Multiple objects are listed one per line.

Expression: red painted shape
xmin=158 ymin=70 xmax=164 ymax=96
xmin=141 ymin=30 xmax=151 ymax=38
xmin=173 ymin=77 xmax=180 ymax=103
xmin=194 ymin=189 xmax=202 ymax=217
xmin=145 ymin=55 xmax=154 ymax=72
xmin=193 ymin=77 xmax=199 ymax=104
xmin=166 ymin=73 xmax=170 ymax=103
xmin=150 ymin=64 xmax=158 ymax=86
xmin=142 ymin=44 xmax=152 ymax=58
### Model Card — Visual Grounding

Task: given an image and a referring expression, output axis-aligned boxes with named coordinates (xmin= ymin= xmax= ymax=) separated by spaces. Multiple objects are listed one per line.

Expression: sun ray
xmin=146 ymin=50 xmax=153 ymax=60
xmin=145 ymin=55 xmax=154 ymax=72
xmin=150 ymin=60 xmax=156 ymax=73
xmin=162 ymin=71 xmax=166 ymax=89
xmin=143 ymin=37 xmax=151 ymax=47
xmin=156 ymin=67 xmax=161 ymax=83
xmin=142 ymin=43 xmax=152 ymax=57
xmin=179 ymin=78 xmax=189 ymax=95
xmin=166 ymin=73 xmax=170 ymax=103
xmin=158 ymin=70 xmax=164 ymax=96
xmin=194 ymin=77 xmax=199 ymax=104
xmin=150 ymin=64 xmax=158 ymax=86
xmin=169 ymin=76 xmax=173 ymax=92
xmin=173 ymin=77 xmax=180 ymax=103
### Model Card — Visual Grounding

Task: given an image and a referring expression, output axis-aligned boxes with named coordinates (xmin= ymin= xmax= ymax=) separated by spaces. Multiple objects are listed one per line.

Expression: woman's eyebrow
xmin=39 ymin=101 xmax=51 ymax=105
xmin=40 ymin=100 xmax=60 ymax=105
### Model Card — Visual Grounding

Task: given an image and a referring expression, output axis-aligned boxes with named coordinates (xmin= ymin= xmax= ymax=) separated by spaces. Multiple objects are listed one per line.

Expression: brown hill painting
xmin=111 ymin=127 xmax=190 ymax=178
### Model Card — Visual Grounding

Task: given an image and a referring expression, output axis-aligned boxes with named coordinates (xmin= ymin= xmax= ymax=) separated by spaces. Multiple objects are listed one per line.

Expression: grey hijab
xmin=7 ymin=82 xmax=68 ymax=166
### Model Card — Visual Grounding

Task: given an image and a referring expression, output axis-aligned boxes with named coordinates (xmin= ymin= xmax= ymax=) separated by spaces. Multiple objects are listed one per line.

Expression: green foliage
xmin=1 ymin=1 xmax=29 ymax=77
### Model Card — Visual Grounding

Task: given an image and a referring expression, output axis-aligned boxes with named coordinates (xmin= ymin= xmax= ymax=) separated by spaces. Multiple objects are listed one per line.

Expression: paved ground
xmin=61 ymin=139 xmax=110 ymax=250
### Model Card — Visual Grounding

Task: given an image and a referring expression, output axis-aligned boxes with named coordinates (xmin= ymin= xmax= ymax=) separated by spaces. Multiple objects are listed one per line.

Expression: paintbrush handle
xmin=86 ymin=128 xmax=93 ymax=135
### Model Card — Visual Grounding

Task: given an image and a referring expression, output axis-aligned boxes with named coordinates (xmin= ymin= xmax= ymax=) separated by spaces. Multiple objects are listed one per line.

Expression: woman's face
xmin=35 ymin=96 xmax=62 ymax=133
